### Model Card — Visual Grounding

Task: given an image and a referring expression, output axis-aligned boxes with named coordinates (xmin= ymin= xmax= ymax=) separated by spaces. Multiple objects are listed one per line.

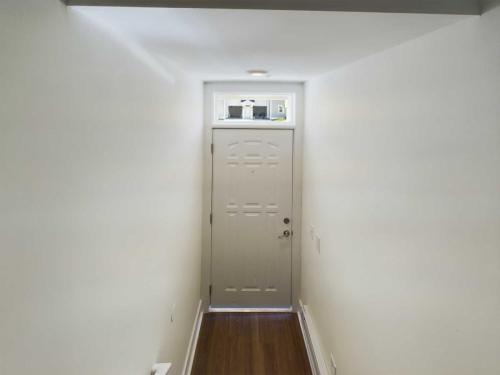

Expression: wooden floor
xmin=191 ymin=312 xmax=313 ymax=375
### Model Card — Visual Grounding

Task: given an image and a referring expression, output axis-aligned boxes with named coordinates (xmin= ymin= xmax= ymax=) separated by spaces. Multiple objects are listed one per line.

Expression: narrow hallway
xmin=191 ymin=313 xmax=312 ymax=375
xmin=1 ymin=1 xmax=499 ymax=375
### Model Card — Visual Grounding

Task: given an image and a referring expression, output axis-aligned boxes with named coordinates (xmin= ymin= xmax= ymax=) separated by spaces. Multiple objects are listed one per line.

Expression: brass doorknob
xmin=279 ymin=230 xmax=291 ymax=239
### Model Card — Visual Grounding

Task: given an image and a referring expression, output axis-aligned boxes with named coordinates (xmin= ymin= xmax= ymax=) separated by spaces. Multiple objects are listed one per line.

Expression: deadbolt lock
xmin=284 ymin=217 xmax=290 ymax=224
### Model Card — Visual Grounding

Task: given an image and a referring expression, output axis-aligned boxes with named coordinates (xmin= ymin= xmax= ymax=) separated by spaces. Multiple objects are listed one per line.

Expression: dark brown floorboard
xmin=191 ymin=312 xmax=313 ymax=375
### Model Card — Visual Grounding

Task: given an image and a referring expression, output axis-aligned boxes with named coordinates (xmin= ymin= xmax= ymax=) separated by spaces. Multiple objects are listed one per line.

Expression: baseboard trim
xmin=298 ymin=300 xmax=330 ymax=375
xmin=208 ymin=307 xmax=293 ymax=313
xmin=182 ymin=299 xmax=204 ymax=375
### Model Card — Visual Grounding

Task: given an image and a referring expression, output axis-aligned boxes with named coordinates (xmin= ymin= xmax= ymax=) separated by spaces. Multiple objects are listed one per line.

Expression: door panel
xmin=211 ymin=129 xmax=293 ymax=308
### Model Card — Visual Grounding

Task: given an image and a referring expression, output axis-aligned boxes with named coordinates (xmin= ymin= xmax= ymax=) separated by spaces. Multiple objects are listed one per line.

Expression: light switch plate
xmin=309 ymin=224 xmax=315 ymax=240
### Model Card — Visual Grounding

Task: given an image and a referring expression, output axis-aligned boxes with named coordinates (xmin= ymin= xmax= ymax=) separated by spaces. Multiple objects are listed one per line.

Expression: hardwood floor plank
xmin=191 ymin=312 xmax=312 ymax=375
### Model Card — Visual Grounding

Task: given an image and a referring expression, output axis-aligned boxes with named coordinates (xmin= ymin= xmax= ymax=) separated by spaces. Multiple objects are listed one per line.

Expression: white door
xmin=211 ymin=129 xmax=294 ymax=308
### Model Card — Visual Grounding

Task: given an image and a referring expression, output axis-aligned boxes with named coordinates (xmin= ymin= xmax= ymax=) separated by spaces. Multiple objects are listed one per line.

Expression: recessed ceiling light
xmin=247 ymin=69 xmax=268 ymax=77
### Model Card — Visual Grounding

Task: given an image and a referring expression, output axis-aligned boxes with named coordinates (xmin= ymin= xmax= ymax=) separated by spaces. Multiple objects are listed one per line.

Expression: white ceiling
xmin=73 ymin=7 xmax=470 ymax=81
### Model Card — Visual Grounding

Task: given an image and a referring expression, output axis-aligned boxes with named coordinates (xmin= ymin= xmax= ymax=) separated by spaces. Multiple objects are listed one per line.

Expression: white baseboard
xmin=209 ymin=307 xmax=293 ymax=313
xmin=298 ymin=300 xmax=330 ymax=375
xmin=181 ymin=299 xmax=204 ymax=375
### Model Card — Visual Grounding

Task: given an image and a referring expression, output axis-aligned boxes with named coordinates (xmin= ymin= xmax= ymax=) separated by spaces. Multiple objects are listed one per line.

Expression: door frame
xmin=201 ymin=82 xmax=304 ymax=313
xmin=210 ymin=128 xmax=295 ymax=310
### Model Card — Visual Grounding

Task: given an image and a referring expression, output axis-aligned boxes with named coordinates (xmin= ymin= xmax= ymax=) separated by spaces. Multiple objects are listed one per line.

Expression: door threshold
xmin=208 ymin=307 xmax=293 ymax=313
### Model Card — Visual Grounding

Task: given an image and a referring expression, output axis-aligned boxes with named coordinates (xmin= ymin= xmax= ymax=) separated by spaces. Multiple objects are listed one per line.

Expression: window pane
xmin=214 ymin=94 xmax=293 ymax=124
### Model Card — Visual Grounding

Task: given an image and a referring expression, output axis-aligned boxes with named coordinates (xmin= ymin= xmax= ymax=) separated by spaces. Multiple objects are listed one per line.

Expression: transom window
xmin=213 ymin=93 xmax=294 ymax=125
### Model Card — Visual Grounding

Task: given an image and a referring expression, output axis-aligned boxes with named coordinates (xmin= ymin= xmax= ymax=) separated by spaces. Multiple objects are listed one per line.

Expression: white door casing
xmin=211 ymin=129 xmax=294 ymax=308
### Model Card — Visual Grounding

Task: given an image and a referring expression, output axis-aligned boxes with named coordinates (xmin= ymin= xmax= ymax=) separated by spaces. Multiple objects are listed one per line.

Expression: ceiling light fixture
xmin=247 ymin=69 xmax=268 ymax=77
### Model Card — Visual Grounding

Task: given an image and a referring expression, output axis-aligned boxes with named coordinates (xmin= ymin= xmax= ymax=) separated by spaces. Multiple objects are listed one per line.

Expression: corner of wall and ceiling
xmin=61 ymin=1 xmax=481 ymax=15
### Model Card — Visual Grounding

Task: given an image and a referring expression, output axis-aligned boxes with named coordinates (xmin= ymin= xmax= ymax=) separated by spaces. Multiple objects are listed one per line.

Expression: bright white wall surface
xmin=302 ymin=6 xmax=500 ymax=375
xmin=0 ymin=1 xmax=203 ymax=375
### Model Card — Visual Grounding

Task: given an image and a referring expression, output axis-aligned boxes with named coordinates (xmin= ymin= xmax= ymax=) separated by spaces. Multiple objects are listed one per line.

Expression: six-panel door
xmin=211 ymin=129 xmax=294 ymax=308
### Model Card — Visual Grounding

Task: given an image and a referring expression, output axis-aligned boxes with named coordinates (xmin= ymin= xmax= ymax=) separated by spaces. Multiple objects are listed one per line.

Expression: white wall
xmin=302 ymin=7 xmax=500 ymax=375
xmin=0 ymin=1 xmax=203 ymax=375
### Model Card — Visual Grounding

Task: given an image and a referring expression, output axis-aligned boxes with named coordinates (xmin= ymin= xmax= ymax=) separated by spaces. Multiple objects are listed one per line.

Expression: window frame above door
xmin=212 ymin=92 xmax=296 ymax=127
